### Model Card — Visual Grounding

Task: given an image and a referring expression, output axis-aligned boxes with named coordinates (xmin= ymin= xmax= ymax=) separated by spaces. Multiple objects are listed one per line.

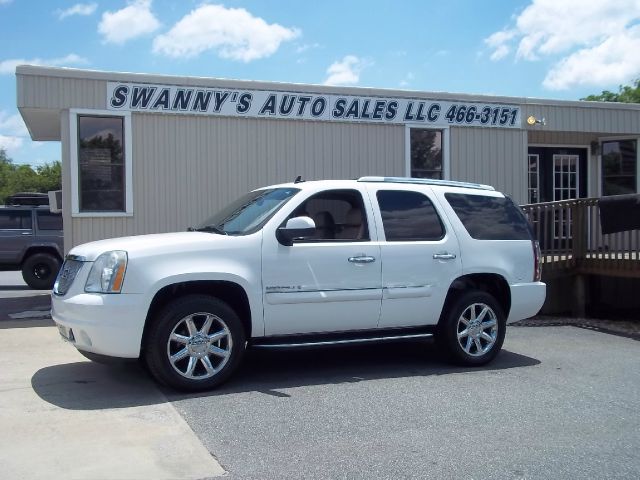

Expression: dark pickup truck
xmin=0 ymin=196 xmax=63 ymax=289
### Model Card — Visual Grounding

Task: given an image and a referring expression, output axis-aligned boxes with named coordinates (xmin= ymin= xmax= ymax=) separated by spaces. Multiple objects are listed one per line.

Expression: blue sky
xmin=1 ymin=0 xmax=639 ymax=166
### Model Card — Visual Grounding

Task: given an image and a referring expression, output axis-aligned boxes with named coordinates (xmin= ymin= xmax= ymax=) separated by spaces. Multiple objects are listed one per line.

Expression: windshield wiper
xmin=190 ymin=225 xmax=227 ymax=235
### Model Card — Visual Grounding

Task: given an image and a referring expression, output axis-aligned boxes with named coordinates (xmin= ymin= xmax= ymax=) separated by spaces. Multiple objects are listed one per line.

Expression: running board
xmin=251 ymin=330 xmax=434 ymax=349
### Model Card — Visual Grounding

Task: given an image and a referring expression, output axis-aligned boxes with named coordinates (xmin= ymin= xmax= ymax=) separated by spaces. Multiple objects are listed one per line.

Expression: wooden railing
xmin=521 ymin=197 xmax=640 ymax=278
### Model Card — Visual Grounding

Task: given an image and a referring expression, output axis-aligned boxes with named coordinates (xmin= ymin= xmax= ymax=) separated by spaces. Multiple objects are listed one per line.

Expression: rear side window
xmin=36 ymin=211 xmax=63 ymax=230
xmin=0 ymin=210 xmax=32 ymax=229
xmin=445 ymin=193 xmax=532 ymax=240
xmin=377 ymin=190 xmax=444 ymax=241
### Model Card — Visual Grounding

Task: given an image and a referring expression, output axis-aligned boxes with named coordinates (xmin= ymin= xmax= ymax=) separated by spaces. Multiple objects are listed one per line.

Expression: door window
xmin=376 ymin=190 xmax=444 ymax=241
xmin=289 ymin=190 xmax=369 ymax=242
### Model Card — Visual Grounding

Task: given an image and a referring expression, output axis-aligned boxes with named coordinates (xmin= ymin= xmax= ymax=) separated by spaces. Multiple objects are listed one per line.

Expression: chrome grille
xmin=53 ymin=258 xmax=84 ymax=296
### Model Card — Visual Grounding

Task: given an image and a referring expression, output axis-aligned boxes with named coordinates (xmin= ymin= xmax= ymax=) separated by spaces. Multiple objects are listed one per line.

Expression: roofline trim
xmin=15 ymin=65 xmax=640 ymax=111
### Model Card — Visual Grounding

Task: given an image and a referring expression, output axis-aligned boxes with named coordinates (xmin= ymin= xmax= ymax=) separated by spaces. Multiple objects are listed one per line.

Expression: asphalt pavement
xmin=0 ymin=271 xmax=52 ymax=328
xmin=167 ymin=327 xmax=640 ymax=480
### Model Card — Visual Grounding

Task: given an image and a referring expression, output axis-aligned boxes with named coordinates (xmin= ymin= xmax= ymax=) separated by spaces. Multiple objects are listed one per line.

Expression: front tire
xmin=144 ymin=295 xmax=246 ymax=391
xmin=437 ymin=291 xmax=506 ymax=366
xmin=21 ymin=252 xmax=61 ymax=289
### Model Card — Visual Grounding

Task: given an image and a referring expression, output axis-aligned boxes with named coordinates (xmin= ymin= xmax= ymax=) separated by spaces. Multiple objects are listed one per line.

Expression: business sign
xmin=107 ymin=82 xmax=521 ymax=128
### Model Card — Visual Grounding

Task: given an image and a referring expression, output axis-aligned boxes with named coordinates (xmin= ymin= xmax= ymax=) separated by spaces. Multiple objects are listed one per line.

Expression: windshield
xmin=194 ymin=187 xmax=300 ymax=235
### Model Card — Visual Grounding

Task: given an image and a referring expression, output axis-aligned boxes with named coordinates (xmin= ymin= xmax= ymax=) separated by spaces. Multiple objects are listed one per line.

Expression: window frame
xmin=405 ymin=126 xmax=450 ymax=179
xmin=69 ymin=109 xmax=133 ymax=217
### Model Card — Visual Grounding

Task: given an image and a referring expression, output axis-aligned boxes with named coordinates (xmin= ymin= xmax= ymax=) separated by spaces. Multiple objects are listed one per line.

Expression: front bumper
xmin=51 ymin=292 xmax=147 ymax=358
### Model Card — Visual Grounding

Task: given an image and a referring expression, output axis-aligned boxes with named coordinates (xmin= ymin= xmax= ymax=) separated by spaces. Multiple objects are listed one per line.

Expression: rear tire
xmin=144 ymin=295 xmax=246 ymax=391
xmin=436 ymin=290 xmax=506 ymax=366
xmin=21 ymin=252 xmax=61 ymax=289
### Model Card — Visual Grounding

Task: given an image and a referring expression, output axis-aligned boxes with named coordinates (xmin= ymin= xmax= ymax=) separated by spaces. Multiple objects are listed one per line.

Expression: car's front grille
xmin=53 ymin=258 xmax=84 ymax=296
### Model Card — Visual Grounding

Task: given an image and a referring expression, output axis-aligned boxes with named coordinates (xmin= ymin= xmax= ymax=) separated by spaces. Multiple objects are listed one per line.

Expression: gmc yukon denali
xmin=52 ymin=177 xmax=545 ymax=391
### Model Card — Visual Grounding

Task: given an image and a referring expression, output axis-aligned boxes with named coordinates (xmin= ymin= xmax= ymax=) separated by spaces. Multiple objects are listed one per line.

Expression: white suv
xmin=52 ymin=177 xmax=545 ymax=391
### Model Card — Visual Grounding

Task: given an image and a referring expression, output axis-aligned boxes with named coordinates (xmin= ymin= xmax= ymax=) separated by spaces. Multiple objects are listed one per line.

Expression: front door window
xmin=552 ymin=154 xmax=579 ymax=239
xmin=553 ymin=154 xmax=579 ymax=201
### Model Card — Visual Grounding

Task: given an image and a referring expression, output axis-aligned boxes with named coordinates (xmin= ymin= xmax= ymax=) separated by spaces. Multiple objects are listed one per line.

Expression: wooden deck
xmin=521 ymin=197 xmax=640 ymax=279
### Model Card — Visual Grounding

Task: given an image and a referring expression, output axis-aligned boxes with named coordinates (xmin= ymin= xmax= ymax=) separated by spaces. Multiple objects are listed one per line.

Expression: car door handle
xmin=433 ymin=252 xmax=457 ymax=260
xmin=21 ymin=232 xmax=31 ymax=235
xmin=348 ymin=255 xmax=376 ymax=264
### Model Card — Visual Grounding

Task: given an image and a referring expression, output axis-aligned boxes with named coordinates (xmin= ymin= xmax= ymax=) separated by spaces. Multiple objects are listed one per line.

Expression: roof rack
xmin=357 ymin=176 xmax=495 ymax=191
xmin=6 ymin=192 xmax=50 ymax=206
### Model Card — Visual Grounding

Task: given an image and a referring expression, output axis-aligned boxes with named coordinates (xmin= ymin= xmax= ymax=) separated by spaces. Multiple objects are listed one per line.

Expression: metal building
xmin=16 ymin=65 xmax=640 ymax=253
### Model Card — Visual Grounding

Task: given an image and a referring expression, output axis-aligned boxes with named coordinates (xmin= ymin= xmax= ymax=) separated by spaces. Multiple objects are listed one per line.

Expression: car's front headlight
xmin=85 ymin=250 xmax=128 ymax=293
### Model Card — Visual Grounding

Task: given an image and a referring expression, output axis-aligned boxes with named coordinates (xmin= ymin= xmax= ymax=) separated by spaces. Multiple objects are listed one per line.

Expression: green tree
xmin=581 ymin=78 xmax=640 ymax=103
xmin=0 ymin=148 xmax=62 ymax=203
xmin=0 ymin=148 xmax=11 ymax=164
xmin=35 ymin=161 xmax=62 ymax=192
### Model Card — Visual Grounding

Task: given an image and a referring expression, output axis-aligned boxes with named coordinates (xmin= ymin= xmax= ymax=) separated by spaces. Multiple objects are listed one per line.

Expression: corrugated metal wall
xmin=528 ymin=130 xmax=598 ymax=146
xmin=67 ymin=114 xmax=405 ymax=248
xmin=522 ymin=103 xmax=640 ymax=135
xmin=450 ymin=127 xmax=528 ymax=203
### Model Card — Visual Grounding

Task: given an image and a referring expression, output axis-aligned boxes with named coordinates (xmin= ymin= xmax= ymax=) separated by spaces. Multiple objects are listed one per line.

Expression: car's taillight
xmin=532 ymin=240 xmax=542 ymax=282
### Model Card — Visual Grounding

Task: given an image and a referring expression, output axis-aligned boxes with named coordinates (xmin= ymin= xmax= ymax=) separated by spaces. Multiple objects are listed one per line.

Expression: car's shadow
xmin=32 ymin=340 xmax=540 ymax=410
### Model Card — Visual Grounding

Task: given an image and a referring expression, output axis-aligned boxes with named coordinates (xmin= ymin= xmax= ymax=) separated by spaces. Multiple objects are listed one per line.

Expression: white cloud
xmin=0 ymin=135 xmax=24 ymax=152
xmin=0 ymin=53 xmax=88 ymax=74
xmin=0 ymin=112 xmax=28 ymax=137
xmin=484 ymin=0 xmax=640 ymax=89
xmin=323 ymin=55 xmax=372 ymax=86
xmin=485 ymin=29 xmax=517 ymax=60
xmin=0 ymin=111 xmax=27 ymax=154
xmin=153 ymin=4 xmax=300 ymax=62
xmin=295 ymin=43 xmax=320 ymax=54
xmin=543 ymin=25 xmax=640 ymax=89
xmin=99 ymin=0 xmax=160 ymax=45
xmin=57 ymin=2 xmax=97 ymax=20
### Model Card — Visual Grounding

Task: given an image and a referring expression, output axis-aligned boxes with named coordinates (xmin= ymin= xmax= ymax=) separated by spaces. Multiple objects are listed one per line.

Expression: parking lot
xmin=1 ymin=273 xmax=639 ymax=479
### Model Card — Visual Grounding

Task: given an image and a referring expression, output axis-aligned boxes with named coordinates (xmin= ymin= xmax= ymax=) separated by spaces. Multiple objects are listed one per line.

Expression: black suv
xmin=0 ymin=193 xmax=63 ymax=289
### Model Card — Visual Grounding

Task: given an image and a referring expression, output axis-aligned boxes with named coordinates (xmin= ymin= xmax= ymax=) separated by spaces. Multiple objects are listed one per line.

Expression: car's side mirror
xmin=276 ymin=216 xmax=316 ymax=246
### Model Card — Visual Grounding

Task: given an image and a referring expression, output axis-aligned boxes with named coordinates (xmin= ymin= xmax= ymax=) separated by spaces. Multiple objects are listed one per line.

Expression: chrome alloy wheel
xmin=166 ymin=312 xmax=232 ymax=380
xmin=456 ymin=302 xmax=498 ymax=357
